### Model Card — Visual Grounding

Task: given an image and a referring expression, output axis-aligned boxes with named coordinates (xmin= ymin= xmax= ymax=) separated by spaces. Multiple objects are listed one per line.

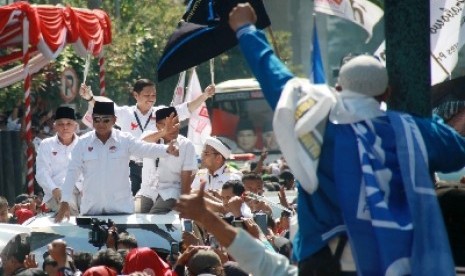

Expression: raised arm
xmin=186 ymin=84 xmax=215 ymax=113
xmin=229 ymin=4 xmax=294 ymax=110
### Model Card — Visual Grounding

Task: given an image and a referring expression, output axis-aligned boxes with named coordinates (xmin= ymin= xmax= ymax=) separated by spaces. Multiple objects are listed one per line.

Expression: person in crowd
xmin=136 ymin=107 xmax=197 ymax=214
xmin=6 ymin=100 xmax=23 ymax=131
xmin=79 ymin=79 xmax=215 ymax=196
xmin=55 ymin=102 xmax=179 ymax=221
xmin=82 ymin=265 xmax=117 ymax=276
xmin=186 ymin=249 xmax=224 ymax=276
xmin=228 ymin=3 xmax=465 ymax=275
xmin=72 ymin=252 xmax=93 ymax=275
xmin=261 ymin=121 xmax=279 ymax=151
xmin=242 ymin=173 xmax=272 ymax=216
xmin=89 ymin=249 xmax=124 ymax=275
xmin=191 ymin=137 xmax=242 ymax=191
xmin=172 ymin=246 xmax=225 ymax=276
xmin=46 ymin=239 xmax=76 ymax=275
xmin=42 ymin=255 xmax=58 ymax=276
xmin=9 ymin=195 xmax=41 ymax=224
xmin=219 ymin=180 xmax=253 ymax=219
xmin=279 ymin=170 xmax=295 ymax=190
xmin=235 ymin=119 xmax=258 ymax=153
xmin=122 ymin=247 xmax=175 ymax=276
xmin=35 ymin=106 xmax=81 ymax=214
xmin=175 ymin=182 xmax=298 ymax=276
xmin=0 ymin=196 xmax=10 ymax=223
xmin=116 ymin=232 xmax=138 ymax=250
xmin=202 ymin=180 xmax=253 ymax=220
xmin=1 ymin=233 xmax=46 ymax=276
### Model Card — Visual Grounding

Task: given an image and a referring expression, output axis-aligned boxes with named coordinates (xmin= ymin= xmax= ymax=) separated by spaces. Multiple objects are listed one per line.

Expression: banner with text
xmin=314 ymin=0 xmax=383 ymax=41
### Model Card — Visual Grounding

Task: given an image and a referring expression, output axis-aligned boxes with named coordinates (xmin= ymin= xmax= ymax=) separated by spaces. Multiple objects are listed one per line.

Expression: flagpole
xmin=266 ymin=26 xmax=281 ymax=59
xmin=209 ymin=58 xmax=215 ymax=84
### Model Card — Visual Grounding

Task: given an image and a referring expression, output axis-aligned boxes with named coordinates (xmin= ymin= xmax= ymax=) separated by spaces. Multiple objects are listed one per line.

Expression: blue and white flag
xmin=335 ymin=112 xmax=455 ymax=275
xmin=309 ymin=18 xmax=326 ymax=84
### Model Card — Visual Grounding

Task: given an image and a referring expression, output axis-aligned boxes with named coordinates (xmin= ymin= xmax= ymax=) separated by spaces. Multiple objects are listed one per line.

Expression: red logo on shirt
xmin=52 ymin=151 xmax=57 ymax=156
xmin=131 ymin=122 xmax=138 ymax=130
xmin=88 ymin=147 xmax=93 ymax=152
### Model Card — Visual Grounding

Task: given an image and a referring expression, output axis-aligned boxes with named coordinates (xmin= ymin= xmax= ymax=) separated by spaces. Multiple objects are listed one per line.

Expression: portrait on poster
xmin=60 ymin=67 xmax=78 ymax=103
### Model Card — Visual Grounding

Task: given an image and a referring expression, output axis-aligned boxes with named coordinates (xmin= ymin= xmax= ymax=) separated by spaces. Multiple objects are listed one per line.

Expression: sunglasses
xmin=92 ymin=116 xmax=112 ymax=123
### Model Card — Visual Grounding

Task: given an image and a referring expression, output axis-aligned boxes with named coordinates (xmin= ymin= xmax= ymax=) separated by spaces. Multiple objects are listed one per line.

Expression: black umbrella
xmin=157 ymin=0 xmax=271 ymax=82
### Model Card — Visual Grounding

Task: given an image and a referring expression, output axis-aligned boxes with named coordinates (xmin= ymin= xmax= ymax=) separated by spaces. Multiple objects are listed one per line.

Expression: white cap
xmin=205 ymin=136 xmax=231 ymax=159
xmin=338 ymin=55 xmax=388 ymax=97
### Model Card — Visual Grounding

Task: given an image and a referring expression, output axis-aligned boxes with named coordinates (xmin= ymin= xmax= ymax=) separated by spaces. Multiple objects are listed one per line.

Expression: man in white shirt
xmin=136 ymin=106 xmax=197 ymax=214
xmin=191 ymin=136 xmax=242 ymax=191
xmin=35 ymin=106 xmax=81 ymax=214
xmin=79 ymin=79 xmax=215 ymax=196
xmin=54 ymin=101 xmax=179 ymax=221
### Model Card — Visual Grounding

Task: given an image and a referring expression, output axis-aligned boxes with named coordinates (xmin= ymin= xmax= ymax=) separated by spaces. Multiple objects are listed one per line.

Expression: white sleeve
xmin=182 ymin=141 xmax=198 ymax=171
xmin=127 ymin=134 xmax=170 ymax=159
xmin=174 ymin=102 xmax=190 ymax=121
xmin=61 ymin=141 xmax=84 ymax=203
xmin=35 ymin=140 xmax=58 ymax=193
xmin=227 ymin=229 xmax=298 ymax=276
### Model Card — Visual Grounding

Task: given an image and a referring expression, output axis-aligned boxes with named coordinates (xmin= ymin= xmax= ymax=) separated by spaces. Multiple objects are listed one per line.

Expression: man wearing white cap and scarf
xmin=191 ymin=136 xmax=242 ymax=191
xmin=227 ymin=3 xmax=465 ymax=276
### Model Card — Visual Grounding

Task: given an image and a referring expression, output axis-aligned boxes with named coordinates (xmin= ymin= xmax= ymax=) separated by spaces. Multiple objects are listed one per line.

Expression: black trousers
xmin=129 ymin=160 xmax=142 ymax=196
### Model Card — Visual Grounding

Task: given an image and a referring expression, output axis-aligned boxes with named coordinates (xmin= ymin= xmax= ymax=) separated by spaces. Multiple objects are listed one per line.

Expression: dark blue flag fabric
xmin=310 ymin=19 xmax=325 ymax=84
xmin=157 ymin=0 xmax=271 ymax=82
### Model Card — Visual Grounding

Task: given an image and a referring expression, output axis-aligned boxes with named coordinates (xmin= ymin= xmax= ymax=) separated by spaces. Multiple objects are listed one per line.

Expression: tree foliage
xmin=0 ymin=0 xmax=294 ymax=114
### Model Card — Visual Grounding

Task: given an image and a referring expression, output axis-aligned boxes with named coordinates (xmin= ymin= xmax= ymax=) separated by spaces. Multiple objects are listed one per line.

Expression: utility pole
xmin=385 ymin=1 xmax=431 ymax=117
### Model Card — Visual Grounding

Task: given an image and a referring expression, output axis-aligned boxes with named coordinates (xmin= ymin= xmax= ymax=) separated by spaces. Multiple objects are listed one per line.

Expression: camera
xmin=88 ymin=218 xmax=115 ymax=248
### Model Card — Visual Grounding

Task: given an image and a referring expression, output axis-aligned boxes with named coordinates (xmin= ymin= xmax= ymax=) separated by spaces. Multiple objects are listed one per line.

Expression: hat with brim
xmin=55 ymin=106 xmax=76 ymax=120
xmin=205 ymin=136 xmax=231 ymax=159
xmin=93 ymin=101 xmax=115 ymax=116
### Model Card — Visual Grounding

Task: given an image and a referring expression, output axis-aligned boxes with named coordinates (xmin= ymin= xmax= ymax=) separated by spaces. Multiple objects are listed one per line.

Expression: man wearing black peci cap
xmin=135 ymin=106 xmax=197 ymax=214
xmin=55 ymin=102 xmax=180 ymax=221
xmin=35 ymin=106 xmax=82 ymax=214
xmin=79 ymin=80 xmax=215 ymax=197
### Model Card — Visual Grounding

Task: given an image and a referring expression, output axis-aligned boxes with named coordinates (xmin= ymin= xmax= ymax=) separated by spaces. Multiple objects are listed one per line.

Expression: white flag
xmin=314 ymin=0 xmax=383 ymax=41
xmin=373 ymin=0 xmax=465 ymax=85
xmin=185 ymin=69 xmax=212 ymax=155
xmin=171 ymin=71 xmax=186 ymax=106
xmin=430 ymin=0 xmax=465 ymax=85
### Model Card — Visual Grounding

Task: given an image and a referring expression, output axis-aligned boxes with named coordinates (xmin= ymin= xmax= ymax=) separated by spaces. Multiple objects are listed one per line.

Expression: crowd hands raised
xmin=8 ymin=1 xmax=458 ymax=275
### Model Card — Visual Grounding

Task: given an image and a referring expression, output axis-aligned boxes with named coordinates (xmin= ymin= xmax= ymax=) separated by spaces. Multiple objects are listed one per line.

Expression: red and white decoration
xmin=0 ymin=2 xmax=112 ymax=194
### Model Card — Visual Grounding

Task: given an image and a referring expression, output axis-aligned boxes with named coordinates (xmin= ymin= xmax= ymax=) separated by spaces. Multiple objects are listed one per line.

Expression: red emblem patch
xmin=131 ymin=122 xmax=138 ymax=130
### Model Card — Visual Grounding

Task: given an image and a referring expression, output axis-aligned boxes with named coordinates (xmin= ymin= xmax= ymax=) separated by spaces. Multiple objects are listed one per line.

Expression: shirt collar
xmin=211 ymin=164 xmax=227 ymax=178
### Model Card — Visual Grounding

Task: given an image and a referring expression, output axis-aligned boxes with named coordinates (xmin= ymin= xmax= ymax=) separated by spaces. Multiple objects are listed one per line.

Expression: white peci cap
xmin=205 ymin=136 xmax=231 ymax=159
xmin=338 ymin=55 xmax=388 ymax=97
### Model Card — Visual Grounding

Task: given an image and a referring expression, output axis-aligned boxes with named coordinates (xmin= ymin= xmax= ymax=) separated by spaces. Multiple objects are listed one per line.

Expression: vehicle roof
xmin=215 ymin=78 xmax=261 ymax=93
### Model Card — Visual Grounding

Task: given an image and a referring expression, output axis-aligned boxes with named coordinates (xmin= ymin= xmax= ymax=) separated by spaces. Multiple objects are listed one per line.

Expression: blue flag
xmin=310 ymin=19 xmax=326 ymax=84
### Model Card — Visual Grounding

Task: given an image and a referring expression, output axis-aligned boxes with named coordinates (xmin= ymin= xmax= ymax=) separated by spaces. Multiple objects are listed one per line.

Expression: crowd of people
xmin=3 ymin=2 xmax=465 ymax=276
